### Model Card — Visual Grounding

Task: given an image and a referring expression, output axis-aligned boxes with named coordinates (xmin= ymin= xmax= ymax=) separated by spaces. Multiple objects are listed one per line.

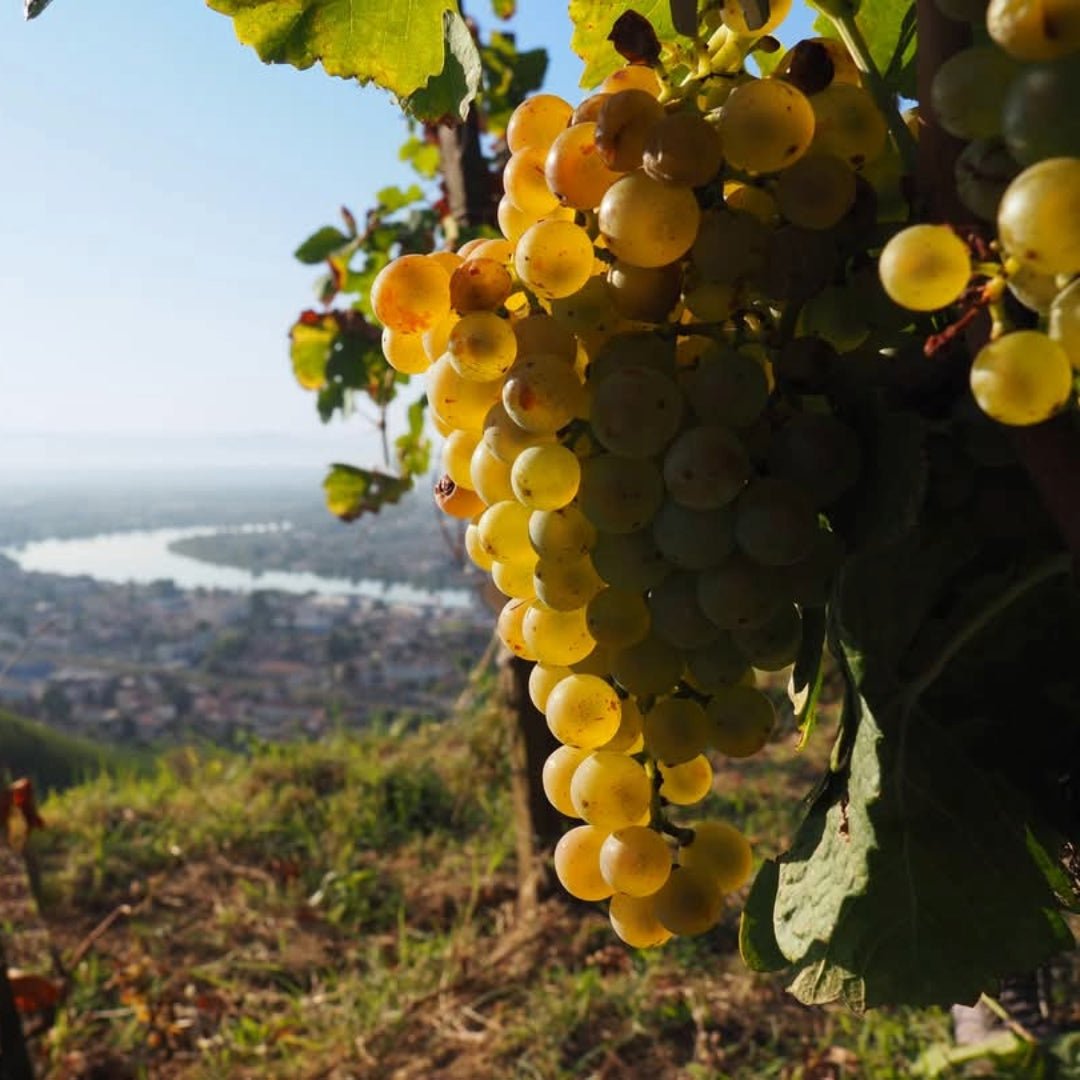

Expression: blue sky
xmin=0 ymin=2 xmax=814 ymax=473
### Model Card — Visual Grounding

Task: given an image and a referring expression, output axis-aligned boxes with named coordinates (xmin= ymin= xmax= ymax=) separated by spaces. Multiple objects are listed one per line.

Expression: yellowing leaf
xmin=569 ymin=0 xmax=684 ymax=87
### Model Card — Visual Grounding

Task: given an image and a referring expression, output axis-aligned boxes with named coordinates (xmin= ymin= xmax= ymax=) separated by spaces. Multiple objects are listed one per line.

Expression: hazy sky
xmin=0 ymin=2 xmax=814 ymax=473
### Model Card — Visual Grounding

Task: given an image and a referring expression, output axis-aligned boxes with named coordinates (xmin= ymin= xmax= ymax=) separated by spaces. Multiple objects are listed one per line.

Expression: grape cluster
xmin=879 ymin=0 xmax=1079 ymax=426
xmin=369 ymin=33 xmax=882 ymax=944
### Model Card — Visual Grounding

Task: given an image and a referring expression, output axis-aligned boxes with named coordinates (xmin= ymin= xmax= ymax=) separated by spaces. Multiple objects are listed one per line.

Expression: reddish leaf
xmin=8 ymin=970 xmax=61 ymax=1013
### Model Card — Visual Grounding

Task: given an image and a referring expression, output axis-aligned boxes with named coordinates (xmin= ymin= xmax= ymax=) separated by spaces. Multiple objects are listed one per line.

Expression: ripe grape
xmin=504 ymin=147 xmax=561 ymax=217
xmin=652 ymin=502 xmax=735 ymax=571
xmin=433 ymin=477 xmax=484 ymax=520
xmin=497 ymin=597 xmax=537 ymax=660
xmin=653 ymin=866 xmax=724 ymax=936
xmin=774 ymin=37 xmax=861 ymax=92
xmin=642 ymin=112 xmax=724 ymax=187
xmin=606 ymin=261 xmax=682 ymax=323
xmin=599 ymin=827 xmax=672 ymax=896
xmin=464 ymin=523 xmax=494 ymax=572
xmin=507 ymin=93 xmax=573 ymax=154
xmin=768 ymin=412 xmax=861 ymax=506
xmin=969 ymin=331 xmax=1074 ymax=425
xmin=1002 ymin=60 xmax=1080 ymax=164
xmin=578 ymin=454 xmax=665 ymax=534
xmin=732 ymin=603 xmax=803 ymax=670
xmin=514 ymin=314 xmax=578 ymax=364
xmin=595 ymin=89 xmax=666 ymax=172
xmin=690 ymin=209 xmax=770 ymax=285
xmin=658 ymin=755 xmax=714 ymax=806
xmin=1049 ymin=278 xmax=1080 ymax=369
xmin=685 ymin=345 xmax=770 ymax=429
xmin=381 ymin=327 xmax=432 ymax=375
xmin=599 ymin=173 xmax=702 ymax=269
xmin=601 ymin=65 xmax=662 ymax=98
xmin=609 ymin=893 xmax=673 ymax=948
xmin=534 ymin=554 xmax=603 ymax=610
xmin=542 ymin=744 xmax=590 ymax=816
xmin=878 ymin=225 xmax=972 ymax=311
xmin=997 ymin=158 xmax=1080 ymax=276
xmin=514 ymin=220 xmax=597 ymax=300
xmin=716 ymin=78 xmax=815 ymax=175
xmin=680 ymin=821 xmax=754 ymax=893
xmin=930 ymin=46 xmax=1019 ymax=140
xmin=529 ymin=506 xmax=597 ymax=562
xmin=522 ymin=602 xmax=596 ymax=666
xmin=663 ymin=426 xmax=751 ymax=510
xmin=707 ymin=685 xmax=776 ymax=757
xmin=511 ymin=444 xmax=581 ymax=510
xmin=775 ymin=154 xmax=857 ymax=230
xmin=450 ymin=258 xmax=514 ymax=314
xmin=685 ymin=633 xmax=751 ymax=691
xmin=602 ymin=695 xmax=646 ymax=754
xmin=529 ymin=663 xmax=572 ymax=713
xmin=571 ymin=92 xmax=611 ymax=124
xmin=697 ymin=553 xmax=780 ymax=630
xmin=448 ymin=311 xmax=517 ymax=381
xmin=810 ymin=83 xmax=887 ymax=167
xmin=590 ymin=366 xmax=684 ymax=458
xmin=723 ymin=182 xmax=781 ymax=225
xmin=586 ymin=587 xmax=651 ymax=648
xmin=570 ymin=751 xmax=653 ymax=830
xmin=470 ymin=441 xmax=516 ymax=505
xmin=370 ymin=253 xmax=451 ymax=334
xmin=545 ymin=672 xmax=623 ymax=748
xmin=734 ymin=478 xmax=819 ymax=567
xmin=554 ymin=825 xmax=614 ymax=900
xmin=427 ymin=354 xmax=504 ymax=432
xmin=591 ymin=528 xmax=672 ymax=591
xmin=544 ymin=122 xmax=623 ymax=211
xmin=492 ymin=554 xmax=539 ymax=600
xmin=441 ymin=429 xmax=479 ymax=490
xmin=503 ymin=353 xmax=587 ymax=434
xmin=483 ymin=401 xmax=555 ymax=464
xmin=986 ymin=0 xmax=1080 ymax=60
xmin=611 ymin=633 xmax=684 ymax=696
xmin=647 ymin=572 xmax=722 ymax=650
xmin=643 ymin=697 xmax=710 ymax=765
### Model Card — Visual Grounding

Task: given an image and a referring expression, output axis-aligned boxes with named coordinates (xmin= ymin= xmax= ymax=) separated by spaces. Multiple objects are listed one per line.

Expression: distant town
xmin=0 ymin=475 xmax=492 ymax=747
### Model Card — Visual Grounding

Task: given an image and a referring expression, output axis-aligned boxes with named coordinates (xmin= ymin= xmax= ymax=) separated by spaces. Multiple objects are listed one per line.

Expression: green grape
xmin=570 ymin=751 xmax=653 ymax=830
xmin=427 ymin=354 xmax=505 ymax=433
xmin=511 ymin=444 xmax=581 ymax=511
xmin=955 ymin=138 xmax=1022 ymax=222
xmin=1007 ymin=265 xmax=1061 ymax=315
xmin=591 ymin=528 xmax=672 ymax=591
xmin=775 ymin=154 xmax=857 ymax=230
xmin=492 ymin=553 xmax=539 ymax=600
xmin=690 ymin=209 xmax=769 ymax=285
xmin=682 ymin=281 xmax=736 ymax=322
xmin=450 ymin=258 xmax=514 ymax=315
xmin=732 ymin=603 xmax=802 ymax=670
xmin=554 ymin=824 xmax=613 ymax=901
xmin=504 ymin=146 xmax=561 ymax=217
xmin=542 ymin=744 xmax=590 ymax=816
xmin=930 ymin=46 xmax=1018 ymax=141
xmin=612 ymin=633 xmax=684 ymax=697
xmin=534 ymin=554 xmax=604 ymax=611
xmin=522 ymin=602 xmax=596 ymax=666
xmin=1049 ymin=278 xmax=1080 ymax=369
xmin=609 ymin=892 xmax=673 ymax=947
xmin=647 ymin=572 xmax=721 ymax=650
xmin=514 ymin=313 xmax=578 ymax=364
xmin=642 ymin=111 xmax=724 ymax=187
xmin=810 ymin=83 xmax=887 ymax=168
xmin=734 ymin=478 xmax=819 ymax=567
xmin=697 ymin=553 xmax=781 ymax=630
xmin=653 ymin=866 xmax=724 ymax=936
xmin=680 ymin=821 xmax=753 ymax=893
xmin=570 ymin=642 xmax=617 ymax=678
xmin=544 ymin=672 xmax=623 ymax=748
xmin=774 ymin=528 xmax=843 ymax=606
xmin=768 ymin=412 xmax=861 ymax=506
xmin=1004 ymin=61 xmax=1080 ymax=164
xmin=602 ymin=695 xmax=646 ymax=754
xmin=477 ymin=499 xmax=533 ymax=563
xmin=497 ymin=598 xmax=538 ymax=661
xmin=643 ymin=697 xmax=710 ymax=766
xmin=969 ymin=331 xmax=1074 ymax=425
xmin=706 ymin=685 xmax=776 ymax=757
xmin=716 ymin=78 xmax=815 ymax=175
xmin=652 ymin=502 xmax=735 ymax=571
xmin=663 ymin=426 xmax=751 ymax=510
xmin=798 ymin=285 xmax=870 ymax=352
xmin=370 ymin=253 xmax=451 ymax=334
xmin=878 ymin=224 xmax=972 ymax=312
xmin=578 ymin=454 xmax=665 ymax=534
xmin=723 ymin=181 xmax=781 ymax=225
xmin=529 ymin=663 xmax=572 ymax=713
xmin=599 ymin=827 xmax=672 ymax=897
xmin=586 ymin=587 xmax=651 ymax=648
xmin=606 ymin=261 xmax=683 ymax=323
xmin=548 ymin=276 xmax=623 ymax=350
xmin=529 ymin=506 xmax=597 ymax=562
xmin=588 ymin=332 xmax=677 ymax=383
xmin=441 ymin=429 xmax=480 ymax=490
xmin=659 ymin=755 xmax=714 ymax=806
xmin=720 ymin=0 xmax=792 ymax=33
xmin=598 ymin=173 xmax=702 ymax=269
xmin=685 ymin=633 xmax=751 ymax=691
xmin=507 ymin=93 xmax=573 ymax=154
xmin=997 ymin=158 xmax=1080 ymax=276
xmin=685 ymin=344 xmax=770 ymax=429
xmin=503 ymin=353 xmax=587 ymax=434
xmin=594 ymin=89 xmax=666 ymax=172
xmin=470 ymin=441 xmax=516 ymax=506
xmin=482 ymin=401 xmax=555 ymax=465
xmin=448 ymin=311 xmax=518 ymax=382
xmin=464 ymin=522 xmax=494 ymax=572
xmin=514 ymin=220 xmax=596 ymax=300
xmin=590 ymin=366 xmax=684 ymax=458
xmin=987 ymin=0 xmax=1080 ymax=60
xmin=381 ymin=327 xmax=432 ymax=376
xmin=545 ymin=122 xmax=623 ymax=211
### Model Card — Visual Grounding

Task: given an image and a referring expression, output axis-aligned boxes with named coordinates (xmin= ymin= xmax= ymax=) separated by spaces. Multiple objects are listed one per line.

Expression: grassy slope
xmin=17 ymin=706 xmax=1080 ymax=1079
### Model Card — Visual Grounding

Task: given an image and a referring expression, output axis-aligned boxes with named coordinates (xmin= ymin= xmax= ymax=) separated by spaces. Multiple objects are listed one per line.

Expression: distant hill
xmin=0 ymin=709 xmax=141 ymax=793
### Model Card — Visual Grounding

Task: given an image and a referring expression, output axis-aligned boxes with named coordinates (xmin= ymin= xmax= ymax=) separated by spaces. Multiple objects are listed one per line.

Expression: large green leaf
xmin=206 ymin=0 xmax=455 ymax=101
xmin=405 ymin=9 xmax=483 ymax=122
xmin=569 ymin=0 xmax=687 ymax=87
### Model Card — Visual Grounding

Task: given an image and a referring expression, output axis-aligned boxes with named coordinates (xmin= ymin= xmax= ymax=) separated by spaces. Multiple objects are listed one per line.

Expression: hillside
xmin=9 ymin=708 xmax=1080 ymax=1079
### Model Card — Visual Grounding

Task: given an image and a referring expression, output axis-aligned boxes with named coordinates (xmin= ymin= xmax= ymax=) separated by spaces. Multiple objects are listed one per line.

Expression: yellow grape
xmin=997 ymin=158 xmax=1080 ymax=276
xmin=554 ymin=824 xmax=613 ymax=901
xmin=609 ymin=892 xmax=673 ymax=947
xmin=477 ymin=499 xmax=533 ymax=563
xmin=534 ymin=554 xmax=603 ymax=610
xmin=503 ymin=353 xmax=587 ymax=434
xmin=878 ymin=225 xmax=971 ymax=311
xmin=514 ymin=219 xmax=596 ymax=299
xmin=441 ymin=429 xmax=480 ymax=489
xmin=545 ymin=122 xmax=623 ymax=211
xmin=448 ymin=311 xmax=518 ymax=381
xmin=450 ymin=258 xmax=514 ymax=314
xmin=1049 ymin=278 xmax=1080 ymax=370
xmin=599 ymin=173 xmax=701 ymax=269
xmin=595 ymin=89 xmax=666 ymax=172
xmin=658 ymin=755 xmax=714 ymax=806
xmin=544 ymin=672 xmax=622 ymax=748
xmin=810 ymin=84 xmax=888 ymax=167
xmin=529 ymin=663 xmax=572 ymax=712
xmin=381 ymin=327 xmax=432 ymax=375
xmin=586 ymin=587 xmax=651 ymax=648
xmin=428 ymin=250 xmax=464 ymax=276
xmin=775 ymin=154 xmax=856 ymax=230
xmin=464 ymin=522 xmax=494 ymax=572
xmin=467 ymin=238 xmax=515 ymax=268
xmin=423 ymin=310 xmax=459 ymax=362
xmin=482 ymin=400 xmax=555 ymax=464
xmin=606 ymin=261 xmax=682 ymax=323
xmin=571 ymin=641 xmax=617 ymax=678
xmin=504 ymin=146 xmax=561 ymax=216
xmin=599 ymin=827 xmax=672 ymax=897
xmin=507 ymin=93 xmax=574 ymax=154
xmin=496 ymin=598 xmax=537 ymax=661
xmin=653 ymin=866 xmax=724 ymax=936
xmin=522 ymin=603 xmax=596 ymax=666
xmin=542 ymin=744 xmax=590 ymax=816
xmin=433 ymin=478 xmax=484 ymax=521
xmin=969 ymin=331 xmax=1074 ymax=426
xmin=491 ymin=553 xmax=539 ymax=600
xmin=470 ymin=440 xmax=516 ymax=505
xmin=370 ymin=254 xmax=451 ymax=334
xmin=497 ymin=194 xmax=536 ymax=244
xmin=529 ymin=506 xmax=597 ymax=562
xmin=611 ymin=633 xmax=683 ymax=697
xmin=723 ymin=182 xmax=781 ymax=226
xmin=680 ymin=821 xmax=753 ymax=893
xmin=426 ymin=354 xmax=504 ymax=432
xmin=570 ymin=750 xmax=652 ymax=830
xmin=578 ymin=454 xmax=665 ymax=535
xmin=987 ymin=0 xmax=1080 ymax=60
xmin=601 ymin=696 xmax=646 ymax=754
xmin=511 ymin=444 xmax=582 ymax=510
xmin=513 ymin=313 xmax=578 ymax=364
xmin=716 ymin=79 xmax=815 ymax=175
xmin=706 ymin=685 xmax=776 ymax=757
xmin=600 ymin=65 xmax=662 ymax=98
xmin=643 ymin=698 xmax=710 ymax=766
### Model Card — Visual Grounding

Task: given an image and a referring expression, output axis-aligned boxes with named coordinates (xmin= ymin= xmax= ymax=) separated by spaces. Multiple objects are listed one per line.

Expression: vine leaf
xmin=770 ymin=695 xmax=1074 ymax=1009
xmin=290 ymin=312 xmax=338 ymax=390
xmin=206 ymin=0 xmax=459 ymax=104
xmin=569 ymin=0 xmax=686 ymax=87
xmin=405 ymin=9 xmax=483 ymax=123
xmin=294 ymin=226 xmax=351 ymax=265
xmin=739 ymin=859 xmax=788 ymax=972
xmin=324 ymin=464 xmax=413 ymax=521
xmin=24 ymin=0 xmax=54 ymax=18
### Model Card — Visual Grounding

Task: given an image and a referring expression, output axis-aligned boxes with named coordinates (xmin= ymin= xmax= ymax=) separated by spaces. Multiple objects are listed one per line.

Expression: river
xmin=3 ymin=524 xmax=474 ymax=610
